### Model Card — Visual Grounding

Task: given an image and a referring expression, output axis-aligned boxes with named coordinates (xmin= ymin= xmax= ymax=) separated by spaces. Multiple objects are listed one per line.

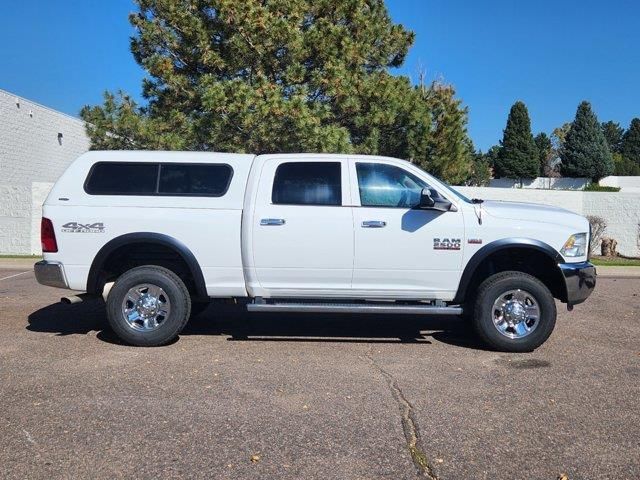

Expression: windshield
xmin=437 ymin=180 xmax=473 ymax=204
xmin=408 ymin=163 xmax=474 ymax=204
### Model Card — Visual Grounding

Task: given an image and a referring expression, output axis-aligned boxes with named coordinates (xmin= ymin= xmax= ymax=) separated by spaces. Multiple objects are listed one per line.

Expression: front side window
xmin=272 ymin=162 xmax=342 ymax=206
xmin=356 ymin=163 xmax=438 ymax=208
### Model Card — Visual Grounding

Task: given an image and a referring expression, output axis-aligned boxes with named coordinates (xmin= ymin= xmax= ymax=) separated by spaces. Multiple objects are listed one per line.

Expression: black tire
xmin=473 ymin=271 xmax=556 ymax=352
xmin=106 ymin=266 xmax=191 ymax=347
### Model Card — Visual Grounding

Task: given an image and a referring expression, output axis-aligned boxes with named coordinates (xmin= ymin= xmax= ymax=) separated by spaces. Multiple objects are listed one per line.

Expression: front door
xmin=349 ymin=160 xmax=465 ymax=300
xmin=251 ymin=158 xmax=354 ymax=295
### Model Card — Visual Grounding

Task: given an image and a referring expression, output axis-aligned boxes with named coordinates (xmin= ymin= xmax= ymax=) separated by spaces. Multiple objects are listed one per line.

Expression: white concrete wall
xmin=599 ymin=176 xmax=640 ymax=192
xmin=582 ymin=192 xmax=640 ymax=256
xmin=488 ymin=177 xmax=590 ymax=190
xmin=489 ymin=175 xmax=640 ymax=192
xmin=456 ymin=186 xmax=640 ymax=257
xmin=0 ymin=185 xmax=32 ymax=254
xmin=0 ymin=89 xmax=89 ymax=254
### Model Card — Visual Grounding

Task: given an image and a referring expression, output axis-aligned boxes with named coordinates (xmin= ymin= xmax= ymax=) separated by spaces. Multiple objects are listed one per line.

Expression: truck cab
xmin=35 ymin=151 xmax=596 ymax=351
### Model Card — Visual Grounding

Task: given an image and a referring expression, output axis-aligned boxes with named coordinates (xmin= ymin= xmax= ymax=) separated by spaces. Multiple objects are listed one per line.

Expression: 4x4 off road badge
xmin=433 ymin=237 xmax=461 ymax=250
xmin=61 ymin=222 xmax=105 ymax=233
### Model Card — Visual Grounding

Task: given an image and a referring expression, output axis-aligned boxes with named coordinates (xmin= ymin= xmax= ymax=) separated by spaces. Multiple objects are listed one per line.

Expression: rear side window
xmin=85 ymin=162 xmax=233 ymax=197
xmin=272 ymin=162 xmax=341 ymax=206
xmin=159 ymin=164 xmax=232 ymax=196
xmin=85 ymin=163 xmax=158 ymax=195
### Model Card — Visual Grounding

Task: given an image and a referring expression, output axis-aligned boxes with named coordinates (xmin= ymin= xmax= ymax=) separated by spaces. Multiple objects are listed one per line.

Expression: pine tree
xmin=466 ymin=150 xmax=491 ymax=186
xmin=495 ymin=101 xmax=539 ymax=180
xmin=613 ymin=153 xmax=640 ymax=175
xmin=601 ymin=121 xmax=624 ymax=154
xmin=414 ymin=82 xmax=472 ymax=184
xmin=534 ymin=132 xmax=552 ymax=176
xmin=621 ymin=118 xmax=640 ymax=167
xmin=561 ymin=102 xmax=613 ymax=180
xmin=81 ymin=0 xmax=431 ymax=161
xmin=483 ymin=145 xmax=501 ymax=171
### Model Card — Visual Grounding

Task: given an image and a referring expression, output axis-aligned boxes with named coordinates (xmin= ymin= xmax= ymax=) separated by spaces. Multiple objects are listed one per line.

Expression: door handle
xmin=260 ymin=218 xmax=286 ymax=226
xmin=361 ymin=220 xmax=386 ymax=228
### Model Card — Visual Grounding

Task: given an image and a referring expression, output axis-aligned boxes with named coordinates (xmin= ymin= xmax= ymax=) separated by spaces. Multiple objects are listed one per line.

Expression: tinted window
xmin=272 ymin=162 xmax=341 ymax=206
xmin=85 ymin=163 xmax=158 ymax=195
xmin=159 ymin=164 xmax=232 ymax=196
xmin=85 ymin=162 xmax=233 ymax=196
xmin=356 ymin=163 xmax=438 ymax=208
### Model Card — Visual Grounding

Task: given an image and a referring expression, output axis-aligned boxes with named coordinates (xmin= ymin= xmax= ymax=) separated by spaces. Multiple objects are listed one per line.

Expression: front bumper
xmin=559 ymin=261 xmax=596 ymax=306
xmin=34 ymin=261 xmax=69 ymax=289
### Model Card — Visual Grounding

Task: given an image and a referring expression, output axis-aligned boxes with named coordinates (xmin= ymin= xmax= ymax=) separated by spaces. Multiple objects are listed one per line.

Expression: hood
xmin=481 ymin=200 xmax=588 ymax=231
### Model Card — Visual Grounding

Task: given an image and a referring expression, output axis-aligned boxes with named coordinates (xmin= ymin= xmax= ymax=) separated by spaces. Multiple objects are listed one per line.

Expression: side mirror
xmin=418 ymin=188 xmax=456 ymax=212
xmin=419 ymin=189 xmax=436 ymax=208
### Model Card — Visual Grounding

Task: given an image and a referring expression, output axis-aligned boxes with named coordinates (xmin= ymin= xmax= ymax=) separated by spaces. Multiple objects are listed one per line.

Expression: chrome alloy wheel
xmin=121 ymin=284 xmax=171 ymax=332
xmin=491 ymin=289 xmax=540 ymax=339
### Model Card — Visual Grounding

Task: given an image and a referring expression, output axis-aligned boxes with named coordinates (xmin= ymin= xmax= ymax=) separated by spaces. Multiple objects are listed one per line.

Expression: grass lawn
xmin=591 ymin=256 xmax=640 ymax=267
xmin=0 ymin=255 xmax=42 ymax=259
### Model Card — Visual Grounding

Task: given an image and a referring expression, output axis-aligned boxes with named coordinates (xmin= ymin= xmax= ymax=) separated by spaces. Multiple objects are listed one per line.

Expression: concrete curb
xmin=596 ymin=266 xmax=640 ymax=278
xmin=0 ymin=258 xmax=40 ymax=270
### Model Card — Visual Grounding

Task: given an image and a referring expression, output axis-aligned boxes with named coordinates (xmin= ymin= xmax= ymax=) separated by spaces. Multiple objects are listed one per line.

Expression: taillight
xmin=41 ymin=217 xmax=58 ymax=253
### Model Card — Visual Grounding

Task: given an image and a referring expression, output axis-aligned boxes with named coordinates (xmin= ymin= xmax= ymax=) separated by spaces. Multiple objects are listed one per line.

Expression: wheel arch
xmin=453 ymin=238 xmax=567 ymax=304
xmin=87 ymin=232 xmax=207 ymax=298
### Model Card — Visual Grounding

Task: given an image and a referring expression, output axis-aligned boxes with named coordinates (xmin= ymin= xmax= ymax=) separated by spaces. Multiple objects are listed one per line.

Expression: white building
xmin=0 ymin=89 xmax=90 ymax=254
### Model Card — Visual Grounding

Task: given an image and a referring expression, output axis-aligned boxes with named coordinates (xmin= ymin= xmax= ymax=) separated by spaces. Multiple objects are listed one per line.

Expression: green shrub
xmin=583 ymin=184 xmax=620 ymax=192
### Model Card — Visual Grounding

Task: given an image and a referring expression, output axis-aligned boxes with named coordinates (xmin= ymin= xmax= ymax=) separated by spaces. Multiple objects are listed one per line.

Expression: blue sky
xmin=1 ymin=0 xmax=639 ymax=151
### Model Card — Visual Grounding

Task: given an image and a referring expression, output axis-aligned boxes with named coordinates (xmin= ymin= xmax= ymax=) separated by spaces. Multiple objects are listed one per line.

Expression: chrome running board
xmin=246 ymin=301 xmax=462 ymax=315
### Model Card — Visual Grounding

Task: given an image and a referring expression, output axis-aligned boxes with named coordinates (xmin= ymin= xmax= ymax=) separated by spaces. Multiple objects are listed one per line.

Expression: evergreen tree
xmin=81 ymin=0 xmax=430 ymax=160
xmin=613 ymin=152 xmax=640 ymax=175
xmin=534 ymin=132 xmax=552 ymax=176
xmin=621 ymin=118 xmax=640 ymax=167
xmin=466 ymin=150 xmax=491 ymax=186
xmin=561 ymin=101 xmax=613 ymax=180
xmin=415 ymin=82 xmax=472 ymax=184
xmin=483 ymin=145 xmax=501 ymax=171
xmin=495 ymin=101 xmax=539 ymax=180
xmin=552 ymin=123 xmax=572 ymax=148
xmin=601 ymin=121 xmax=624 ymax=154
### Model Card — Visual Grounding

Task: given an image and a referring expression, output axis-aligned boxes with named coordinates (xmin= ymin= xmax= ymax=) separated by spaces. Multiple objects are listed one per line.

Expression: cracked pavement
xmin=0 ymin=268 xmax=639 ymax=479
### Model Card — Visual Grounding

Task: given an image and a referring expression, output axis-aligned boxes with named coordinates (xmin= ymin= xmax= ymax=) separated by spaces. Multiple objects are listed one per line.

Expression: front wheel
xmin=473 ymin=271 xmax=556 ymax=352
xmin=106 ymin=266 xmax=191 ymax=346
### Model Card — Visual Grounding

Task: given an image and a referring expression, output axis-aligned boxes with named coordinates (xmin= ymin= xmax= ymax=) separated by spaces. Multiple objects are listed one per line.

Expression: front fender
xmin=453 ymin=238 xmax=565 ymax=304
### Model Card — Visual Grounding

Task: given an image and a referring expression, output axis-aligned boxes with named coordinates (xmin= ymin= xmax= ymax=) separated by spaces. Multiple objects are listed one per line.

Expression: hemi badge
xmin=468 ymin=239 xmax=483 ymax=244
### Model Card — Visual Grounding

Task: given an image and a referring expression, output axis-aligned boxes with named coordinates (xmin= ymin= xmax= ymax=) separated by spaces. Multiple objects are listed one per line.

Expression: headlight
xmin=560 ymin=233 xmax=588 ymax=257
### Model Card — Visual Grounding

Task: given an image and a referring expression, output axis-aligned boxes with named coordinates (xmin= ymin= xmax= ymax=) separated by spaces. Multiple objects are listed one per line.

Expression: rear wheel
xmin=106 ymin=266 xmax=191 ymax=346
xmin=473 ymin=271 xmax=556 ymax=352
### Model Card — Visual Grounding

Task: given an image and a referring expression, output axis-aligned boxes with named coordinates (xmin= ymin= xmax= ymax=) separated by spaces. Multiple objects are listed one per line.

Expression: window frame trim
xmin=83 ymin=161 xmax=234 ymax=197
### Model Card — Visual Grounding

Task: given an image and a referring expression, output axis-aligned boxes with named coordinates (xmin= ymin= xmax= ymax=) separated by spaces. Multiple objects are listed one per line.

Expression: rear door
xmin=250 ymin=158 xmax=354 ymax=294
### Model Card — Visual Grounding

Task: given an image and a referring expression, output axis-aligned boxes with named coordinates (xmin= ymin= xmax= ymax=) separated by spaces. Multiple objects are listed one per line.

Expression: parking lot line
xmin=0 ymin=271 xmax=31 ymax=282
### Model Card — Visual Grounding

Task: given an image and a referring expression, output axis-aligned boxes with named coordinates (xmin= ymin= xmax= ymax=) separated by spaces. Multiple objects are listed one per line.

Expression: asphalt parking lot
xmin=1 ymin=264 xmax=638 ymax=479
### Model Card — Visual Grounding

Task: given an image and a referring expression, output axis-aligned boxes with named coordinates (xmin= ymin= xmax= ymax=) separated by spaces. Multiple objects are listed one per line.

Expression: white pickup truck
xmin=35 ymin=151 xmax=596 ymax=351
